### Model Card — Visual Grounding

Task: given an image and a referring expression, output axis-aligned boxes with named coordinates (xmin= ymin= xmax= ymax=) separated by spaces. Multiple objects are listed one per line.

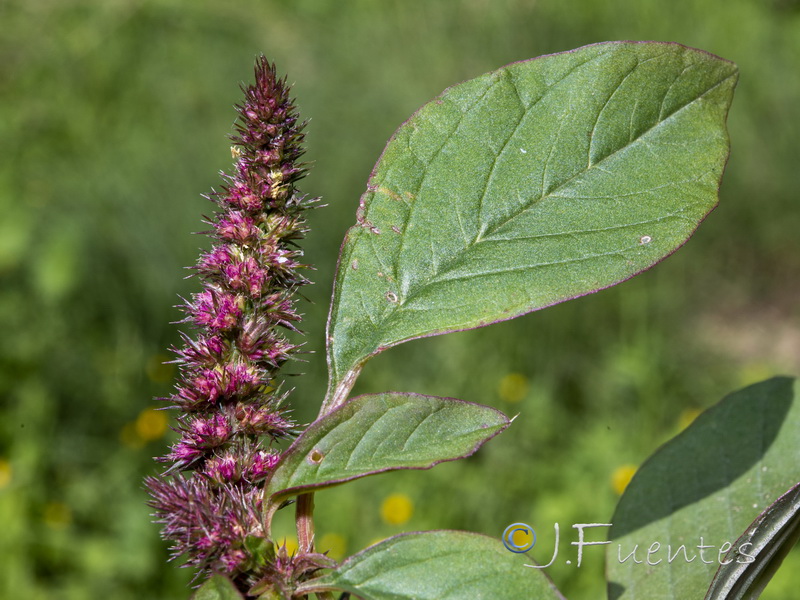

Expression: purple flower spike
xmin=247 ymin=450 xmax=281 ymax=483
xmin=216 ymin=211 xmax=261 ymax=244
xmin=146 ymin=475 xmax=263 ymax=575
xmin=204 ymin=452 xmax=241 ymax=484
xmin=189 ymin=289 xmax=244 ymax=332
xmin=146 ymin=56 xmax=316 ymax=591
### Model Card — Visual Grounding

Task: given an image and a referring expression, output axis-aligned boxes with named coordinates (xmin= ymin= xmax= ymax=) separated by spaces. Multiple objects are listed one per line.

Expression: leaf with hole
xmin=263 ymin=393 xmax=509 ymax=518
xmin=325 ymin=41 xmax=737 ymax=405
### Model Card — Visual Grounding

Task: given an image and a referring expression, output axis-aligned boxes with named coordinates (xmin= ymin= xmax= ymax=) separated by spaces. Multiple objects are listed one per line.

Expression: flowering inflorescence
xmin=146 ymin=57 xmax=318 ymax=591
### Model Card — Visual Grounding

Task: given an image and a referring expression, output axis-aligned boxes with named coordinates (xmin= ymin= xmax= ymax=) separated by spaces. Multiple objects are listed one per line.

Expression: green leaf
xmin=325 ymin=41 xmax=737 ymax=403
xmin=297 ymin=530 xmax=565 ymax=599
xmin=243 ymin=535 xmax=276 ymax=570
xmin=263 ymin=393 xmax=509 ymax=513
xmin=704 ymin=481 xmax=800 ymax=600
xmin=191 ymin=575 xmax=245 ymax=600
xmin=607 ymin=377 xmax=800 ymax=600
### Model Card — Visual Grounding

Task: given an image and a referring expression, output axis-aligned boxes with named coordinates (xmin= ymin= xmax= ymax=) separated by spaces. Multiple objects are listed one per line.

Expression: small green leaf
xmin=704 ymin=481 xmax=800 ymax=600
xmin=607 ymin=377 xmax=800 ymax=600
xmin=326 ymin=41 xmax=737 ymax=401
xmin=191 ymin=575 xmax=245 ymax=600
xmin=297 ymin=530 xmax=565 ymax=599
xmin=264 ymin=393 xmax=509 ymax=512
xmin=243 ymin=535 xmax=276 ymax=570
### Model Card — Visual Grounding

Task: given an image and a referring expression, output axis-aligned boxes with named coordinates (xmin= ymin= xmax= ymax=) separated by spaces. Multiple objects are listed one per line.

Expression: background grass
xmin=1 ymin=0 xmax=799 ymax=598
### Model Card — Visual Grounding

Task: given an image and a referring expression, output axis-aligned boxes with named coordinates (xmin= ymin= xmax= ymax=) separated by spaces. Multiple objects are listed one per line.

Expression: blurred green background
xmin=1 ymin=0 xmax=799 ymax=598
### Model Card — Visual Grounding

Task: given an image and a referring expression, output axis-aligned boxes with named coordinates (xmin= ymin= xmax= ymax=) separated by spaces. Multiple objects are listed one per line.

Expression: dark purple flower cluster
xmin=146 ymin=57 xmax=315 ymax=585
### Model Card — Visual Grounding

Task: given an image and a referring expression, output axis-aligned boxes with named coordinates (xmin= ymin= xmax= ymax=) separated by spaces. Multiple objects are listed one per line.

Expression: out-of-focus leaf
xmin=704 ymin=481 xmax=800 ymax=600
xmin=607 ymin=377 xmax=800 ymax=600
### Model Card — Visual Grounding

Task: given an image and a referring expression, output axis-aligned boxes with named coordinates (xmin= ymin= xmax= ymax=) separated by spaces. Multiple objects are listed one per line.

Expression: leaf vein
xmin=425 ymin=247 xmax=633 ymax=287
xmin=343 ymin=405 xmax=409 ymax=470
xmin=588 ymin=59 xmax=640 ymax=167
xmin=475 ymin=71 xmax=527 ymax=232
xmin=482 ymin=215 xmax=679 ymax=243
xmin=393 ymin=76 xmax=502 ymax=275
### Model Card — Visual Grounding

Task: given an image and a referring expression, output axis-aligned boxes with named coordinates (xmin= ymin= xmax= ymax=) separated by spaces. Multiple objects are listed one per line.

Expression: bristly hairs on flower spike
xmin=145 ymin=57 xmax=325 ymax=595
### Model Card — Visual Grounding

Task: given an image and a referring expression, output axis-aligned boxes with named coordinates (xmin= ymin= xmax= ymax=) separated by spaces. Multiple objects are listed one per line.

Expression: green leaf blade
xmin=705 ymin=482 xmax=800 ymax=600
xmin=607 ymin=377 xmax=800 ymax=600
xmin=264 ymin=393 xmax=509 ymax=509
xmin=327 ymin=41 xmax=738 ymax=393
xmin=298 ymin=530 xmax=565 ymax=600
xmin=190 ymin=575 xmax=245 ymax=600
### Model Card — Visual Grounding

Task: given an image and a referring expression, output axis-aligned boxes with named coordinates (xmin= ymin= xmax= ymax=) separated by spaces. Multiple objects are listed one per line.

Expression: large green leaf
xmin=704 ymin=481 xmax=800 ymax=600
xmin=325 ymin=41 xmax=737 ymax=405
xmin=607 ymin=377 xmax=800 ymax=600
xmin=263 ymin=393 xmax=509 ymax=516
xmin=297 ymin=530 xmax=565 ymax=600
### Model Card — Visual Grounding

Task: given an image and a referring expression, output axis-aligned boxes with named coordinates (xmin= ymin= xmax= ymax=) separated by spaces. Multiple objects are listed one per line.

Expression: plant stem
xmin=296 ymin=492 xmax=315 ymax=554
xmin=320 ymin=364 xmax=363 ymax=415
xmin=296 ymin=362 xmax=363 ymax=597
xmin=297 ymin=366 xmax=362 ymax=561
